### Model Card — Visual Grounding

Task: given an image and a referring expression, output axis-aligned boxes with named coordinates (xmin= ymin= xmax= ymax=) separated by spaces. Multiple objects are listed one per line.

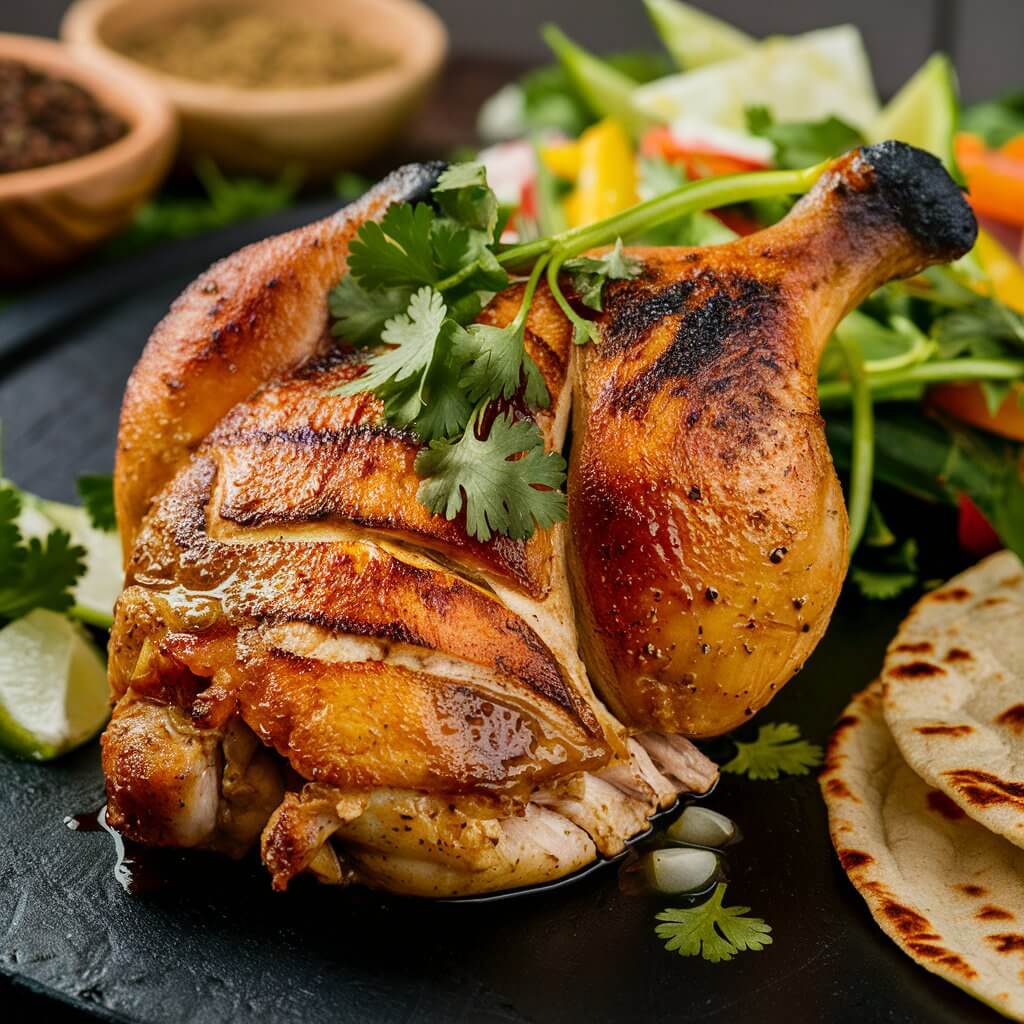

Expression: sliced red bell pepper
xmin=955 ymin=133 xmax=1024 ymax=227
xmin=641 ymin=127 xmax=769 ymax=179
xmin=957 ymin=493 xmax=1003 ymax=557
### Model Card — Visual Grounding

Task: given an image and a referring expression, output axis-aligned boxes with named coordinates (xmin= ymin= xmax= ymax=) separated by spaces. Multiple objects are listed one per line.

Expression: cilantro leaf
xmin=746 ymin=106 xmax=864 ymax=169
xmin=76 ymin=474 xmax=116 ymax=532
xmin=722 ymin=722 xmax=823 ymax=781
xmin=347 ymin=203 xmax=439 ymax=288
xmin=415 ymin=414 xmax=567 ymax=542
xmin=655 ymin=884 xmax=773 ymax=963
xmin=850 ymin=537 xmax=919 ymax=601
xmin=329 ymin=275 xmax=413 ymax=346
xmin=410 ymin=349 xmax=475 ymax=441
xmin=432 ymin=162 xmax=499 ymax=238
xmin=0 ymin=483 xmax=86 ymax=623
xmin=456 ymin=321 xmax=550 ymax=407
xmin=564 ymin=238 xmax=644 ymax=312
xmin=334 ymin=286 xmax=447 ymax=402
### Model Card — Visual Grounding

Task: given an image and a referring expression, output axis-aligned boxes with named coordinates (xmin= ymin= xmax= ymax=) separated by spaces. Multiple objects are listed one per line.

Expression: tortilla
xmin=881 ymin=550 xmax=1024 ymax=849
xmin=821 ymin=683 xmax=1024 ymax=1020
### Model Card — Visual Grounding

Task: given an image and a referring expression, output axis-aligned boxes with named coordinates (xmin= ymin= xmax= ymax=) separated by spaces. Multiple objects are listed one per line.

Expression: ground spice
xmin=0 ymin=58 xmax=127 ymax=174
xmin=116 ymin=8 xmax=388 ymax=90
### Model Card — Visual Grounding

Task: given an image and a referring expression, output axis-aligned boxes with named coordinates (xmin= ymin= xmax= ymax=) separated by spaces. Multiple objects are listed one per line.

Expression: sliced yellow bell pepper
xmin=974 ymin=228 xmax=1024 ymax=313
xmin=562 ymin=118 xmax=638 ymax=228
xmin=540 ymin=139 xmax=582 ymax=180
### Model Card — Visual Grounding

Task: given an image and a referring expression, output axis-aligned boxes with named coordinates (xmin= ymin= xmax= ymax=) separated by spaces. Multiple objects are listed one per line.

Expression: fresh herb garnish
xmin=960 ymin=92 xmax=1024 ymax=148
xmin=563 ymin=238 xmax=644 ymax=311
xmin=850 ymin=538 xmax=920 ymax=601
xmin=416 ymin=410 xmax=567 ymax=543
xmin=722 ymin=722 xmax=824 ymax=781
xmin=0 ymin=484 xmax=86 ymax=625
xmin=331 ymin=159 xmax=830 ymax=540
xmin=656 ymin=883 xmax=773 ymax=963
xmin=746 ymin=106 xmax=865 ymax=169
xmin=76 ymin=474 xmax=116 ymax=533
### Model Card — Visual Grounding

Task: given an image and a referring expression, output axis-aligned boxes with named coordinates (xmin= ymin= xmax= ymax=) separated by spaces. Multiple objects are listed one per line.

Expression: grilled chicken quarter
xmin=105 ymin=144 xmax=975 ymax=896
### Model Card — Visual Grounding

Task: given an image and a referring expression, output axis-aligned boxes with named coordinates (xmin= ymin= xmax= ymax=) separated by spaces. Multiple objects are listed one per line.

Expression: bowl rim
xmin=61 ymin=0 xmax=448 ymax=118
xmin=0 ymin=32 xmax=177 ymax=201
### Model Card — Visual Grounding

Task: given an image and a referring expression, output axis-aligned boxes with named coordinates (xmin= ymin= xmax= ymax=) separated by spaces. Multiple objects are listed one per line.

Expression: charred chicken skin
xmin=104 ymin=144 xmax=974 ymax=895
xmin=569 ymin=143 xmax=976 ymax=737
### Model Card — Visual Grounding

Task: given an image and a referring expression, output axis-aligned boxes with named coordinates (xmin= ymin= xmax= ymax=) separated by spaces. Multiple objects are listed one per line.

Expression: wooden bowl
xmin=61 ymin=0 xmax=448 ymax=177
xmin=0 ymin=33 xmax=177 ymax=281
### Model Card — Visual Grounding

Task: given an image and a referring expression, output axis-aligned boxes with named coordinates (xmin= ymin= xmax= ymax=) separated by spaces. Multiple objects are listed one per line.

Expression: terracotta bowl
xmin=61 ymin=0 xmax=448 ymax=177
xmin=0 ymin=33 xmax=177 ymax=281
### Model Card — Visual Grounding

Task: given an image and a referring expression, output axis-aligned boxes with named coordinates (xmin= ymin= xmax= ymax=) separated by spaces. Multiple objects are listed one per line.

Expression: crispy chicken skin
xmin=103 ymin=144 xmax=972 ymax=895
xmin=106 ymin=164 xmax=717 ymax=894
xmin=569 ymin=143 xmax=977 ymax=736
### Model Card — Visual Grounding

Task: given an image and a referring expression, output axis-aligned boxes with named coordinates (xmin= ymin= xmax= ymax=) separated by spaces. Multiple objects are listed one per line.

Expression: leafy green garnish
xmin=331 ymin=159 xmax=829 ymax=540
xmin=76 ymin=474 xmax=116 ymax=533
xmin=563 ymin=238 xmax=644 ymax=311
xmin=415 ymin=413 xmax=567 ymax=543
xmin=0 ymin=484 xmax=86 ymax=624
xmin=106 ymin=160 xmax=301 ymax=256
xmin=635 ymin=156 xmax=737 ymax=247
xmin=656 ymin=884 xmax=773 ymax=963
xmin=850 ymin=538 xmax=919 ymax=601
xmin=960 ymin=92 xmax=1024 ymax=148
xmin=746 ymin=106 xmax=865 ymax=169
xmin=722 ymin=722 xmax=823 ymax=781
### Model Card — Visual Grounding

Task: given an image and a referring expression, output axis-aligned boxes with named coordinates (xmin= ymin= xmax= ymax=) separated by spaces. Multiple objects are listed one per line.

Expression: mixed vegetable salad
xmin=476 ymin=0 xmax=1024 ymax=598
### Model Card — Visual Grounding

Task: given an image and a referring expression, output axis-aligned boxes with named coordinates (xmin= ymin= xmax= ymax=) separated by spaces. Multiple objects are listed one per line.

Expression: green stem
xmin=818 ymin=358 xmax=1024 ymax=406
xmin=545 ymin=249 xmax=594 ymax=344
xmin=514 ymin=254 xmax=551 ymax=330
xmin=835 ymin=331 xmax=873 ymax=557
xmin=69 ymin=604 xmax=113 ymax=631
xmin=497 ymin=162 xmax=830 ymax=270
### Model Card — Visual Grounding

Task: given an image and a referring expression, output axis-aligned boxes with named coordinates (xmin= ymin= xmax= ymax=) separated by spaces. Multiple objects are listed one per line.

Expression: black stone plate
xmin=0 ymin=207 xmax=1001 ymax=1024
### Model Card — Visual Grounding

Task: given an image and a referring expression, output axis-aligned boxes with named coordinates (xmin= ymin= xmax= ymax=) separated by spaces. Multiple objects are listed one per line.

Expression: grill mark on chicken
xmin=610 ymin=272 xmax=780 ymax=414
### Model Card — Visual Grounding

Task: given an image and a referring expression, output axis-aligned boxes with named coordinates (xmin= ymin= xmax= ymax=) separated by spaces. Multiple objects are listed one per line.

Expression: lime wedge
xmin=634 ymin=25 xmax=879 ymax=134
xmin=14 ymin=489 xmax=122 ymax=628
xmin=644 ymin=0 xmax=754 ymax=70
xmin=0 ymin=608 xmax=109 ymax=760
xmin=867 ymin=54 xmax=958 ymax=170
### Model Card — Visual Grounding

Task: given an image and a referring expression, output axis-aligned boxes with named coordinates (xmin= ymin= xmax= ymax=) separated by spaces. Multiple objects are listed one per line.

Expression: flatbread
xmin=882 ymin=550 xmax=1024 ymax=849
xmin=822 ymin=683 xmax=1024 ymax=1020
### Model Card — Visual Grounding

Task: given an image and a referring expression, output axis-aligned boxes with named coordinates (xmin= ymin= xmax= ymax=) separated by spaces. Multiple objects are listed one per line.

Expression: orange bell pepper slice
xmin=955 ymin=132 xmax=1024 ymax=227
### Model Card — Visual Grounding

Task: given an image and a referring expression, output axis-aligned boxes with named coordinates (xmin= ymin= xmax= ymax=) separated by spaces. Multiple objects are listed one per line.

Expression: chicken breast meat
xmin=104 ymin=144 xmax=975 ymax=896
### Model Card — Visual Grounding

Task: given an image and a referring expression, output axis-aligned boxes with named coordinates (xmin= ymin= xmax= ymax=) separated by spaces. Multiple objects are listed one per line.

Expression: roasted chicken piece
xmin=103 ymin=144 xmax=973 ymax=896
xmin=105 ymin=166 xmax=716 ymax=897
xmin=569 ymin=142 xmax=976 ymax=737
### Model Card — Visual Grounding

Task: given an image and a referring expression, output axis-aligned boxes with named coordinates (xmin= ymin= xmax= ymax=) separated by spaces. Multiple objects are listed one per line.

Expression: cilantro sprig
xmin=77 ymin=474 xmax=116 ymax=533
xmin=721 ymin=722 xmax=823 ymax=781
xmin=0 ymin=484 xmax=85 ymax=625
xmin=330 ymin=159 xmax=830 ymax=541
xmin=656 ymin=883 xmax=773 ymax=963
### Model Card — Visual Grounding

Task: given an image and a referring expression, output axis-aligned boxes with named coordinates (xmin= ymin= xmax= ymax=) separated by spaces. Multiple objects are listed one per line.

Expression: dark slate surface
xmin=0 ymin=208 xmax=1002 ymax=1023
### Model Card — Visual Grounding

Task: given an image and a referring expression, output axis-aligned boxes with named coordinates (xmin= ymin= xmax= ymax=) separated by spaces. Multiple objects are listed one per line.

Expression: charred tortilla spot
xmin=927 ymin=790 xmax=966 ymax=820
xmin=987 ymin=933 xmax=1024 ymax=955
xmin=826 ymin=778 xmax=858 ymax=801
xmin=916 ymin=724 xmax=973 ymax=737
xmin=978 ymin=906 xmax=1015 ymax=922
xmin=958 ymin=884 xmax=988 ymax=898
xmin=838 ymin=848 xmax=872 ymax=869
xmin=997 ymin=705 xmax=1024 ymax=734
xmin=944 ymin=769 xmax=1024 ymax=809
xmin=890 ymin=660 xmax=945 ymax=680
xmin=895 ymin=641 xmax=933 ymax=654
xmin=930 ymin=586 xmax=972 ymax=603
xmin=881 ymin=900 xmax=942 ymax=944
xmin=944 ymin=647 xmax=972 ymax=663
